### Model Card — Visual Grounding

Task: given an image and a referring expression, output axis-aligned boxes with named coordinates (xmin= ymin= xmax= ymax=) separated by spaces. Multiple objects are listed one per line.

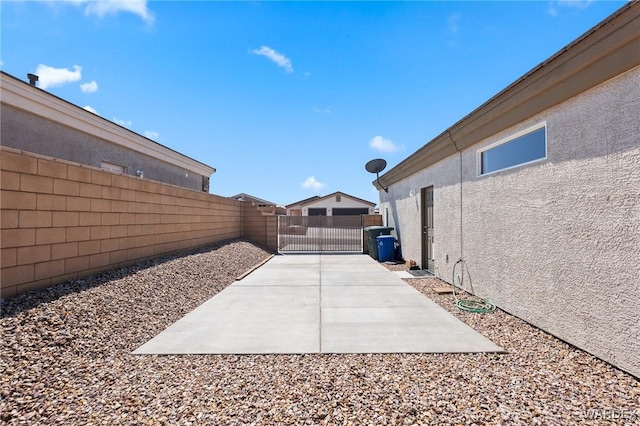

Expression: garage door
xmin=308 ymin=208 xmax=327 ymax=216
xmin=332 ymin=208 xmax=370 ymax=216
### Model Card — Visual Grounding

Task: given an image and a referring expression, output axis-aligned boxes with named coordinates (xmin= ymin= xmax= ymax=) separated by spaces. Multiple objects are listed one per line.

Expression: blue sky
xmin=0 ymin=0 xmax=627 ymax=206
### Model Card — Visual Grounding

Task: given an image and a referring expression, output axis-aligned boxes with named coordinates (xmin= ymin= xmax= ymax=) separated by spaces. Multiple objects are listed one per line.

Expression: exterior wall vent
xmin=27 ymin=74 xmax=39 ymax=86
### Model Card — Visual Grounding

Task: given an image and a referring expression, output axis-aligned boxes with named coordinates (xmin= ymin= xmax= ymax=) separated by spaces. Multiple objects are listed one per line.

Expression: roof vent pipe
xmin=27 ymin=73 xmax=39 ymax=86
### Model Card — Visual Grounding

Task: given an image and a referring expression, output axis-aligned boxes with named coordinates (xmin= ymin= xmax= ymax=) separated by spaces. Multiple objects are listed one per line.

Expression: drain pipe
xmin=446 ymin=130 xmax=464 ymax=260
xmin=452 ymin=258 xmax=496 ymax=313
xmin=446 ymin=132 xmax=495 ymax=314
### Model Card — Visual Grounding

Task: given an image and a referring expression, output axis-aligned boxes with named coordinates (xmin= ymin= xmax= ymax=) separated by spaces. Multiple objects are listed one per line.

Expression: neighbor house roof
xmin=287 ymin=191 xmax=376 ymax=208
xmin=229 ymin=193 xmax=277 ymax=206
xmin=285 ymin=195 xmax=321 ymax=209
xmin=375 ymin=1 xmax=640 ymax=190
xmin=0 ymin=71 xmax=216 ymax=178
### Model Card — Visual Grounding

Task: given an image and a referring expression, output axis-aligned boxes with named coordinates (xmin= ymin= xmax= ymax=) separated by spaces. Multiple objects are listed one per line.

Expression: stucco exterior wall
xmin=1 ymin=104 xmax=205 ymax=191
xmin=379 ymin=154 xmax=462 ymax=273
xmin=379 ymin=67 xmax=640 ymax=377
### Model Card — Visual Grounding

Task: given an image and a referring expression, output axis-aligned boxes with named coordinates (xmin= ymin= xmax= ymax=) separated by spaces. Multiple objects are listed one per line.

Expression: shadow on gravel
xmin=0 ymin=239 xmax=274 ymax=319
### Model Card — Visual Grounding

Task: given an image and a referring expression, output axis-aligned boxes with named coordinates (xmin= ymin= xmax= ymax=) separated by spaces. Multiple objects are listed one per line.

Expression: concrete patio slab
xmin=133 ymin=254 xmax=503 ymax=355
xmin=320 ymin=271 xmax=408 ymax=286
xmin=134 ymin=286 xmax=320 ymax=354
xmin=234 ymin=277 xmax=321 ymax=287
xmin=394 ymin=271 xmax=416 ymax=279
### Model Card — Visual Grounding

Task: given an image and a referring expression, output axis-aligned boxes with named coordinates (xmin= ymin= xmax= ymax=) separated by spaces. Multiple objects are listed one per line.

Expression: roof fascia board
xmin=378 ymin=3 xmax=640 ymax=189
xmin=1 ymin=73 xmax=216 ymax=177
xmin=233 ymin=194 xmax=276 ymax=205
xmin=285 ymin=195 xmax=320 ymax=208
xmin=300 ymin=191 xmax=376 ymax=207
xmin=300 ymin=191 xmax=339 ymax=207
xmin=337 ymin=193 xmax=377 ymax=207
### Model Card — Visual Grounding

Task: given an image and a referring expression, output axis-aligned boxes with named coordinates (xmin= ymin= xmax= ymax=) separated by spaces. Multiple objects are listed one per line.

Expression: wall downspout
xmin=447 ymin=130 xmax=464 ymax=260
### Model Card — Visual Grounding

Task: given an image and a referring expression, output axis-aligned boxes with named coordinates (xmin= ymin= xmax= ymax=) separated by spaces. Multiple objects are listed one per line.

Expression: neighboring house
xmin=286 ymin=192 xmax=376 ymax=216
xmin=374 ymin=3 xmax=639 ymax=378
xmin=285 ymin=195 xmax=320 ymax=216
xmin=229 ymin=193 xmax=285 ymax=215
xmin=0 ymin=71 xmax=215 ymax=192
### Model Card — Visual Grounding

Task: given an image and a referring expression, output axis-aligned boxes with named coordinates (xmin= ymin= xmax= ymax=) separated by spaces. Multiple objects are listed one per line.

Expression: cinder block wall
xmin=0 ymin=148 xmax=275 ymax=298
xmin=242 ymin=203 xmax=277 ymax=250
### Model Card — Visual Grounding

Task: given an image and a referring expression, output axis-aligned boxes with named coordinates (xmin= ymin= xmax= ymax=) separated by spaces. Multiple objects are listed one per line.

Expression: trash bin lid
xmin=376 ymin=235 xmax=395 ymax=240
xmin=365 ymin=226 xmax=394 ymax=231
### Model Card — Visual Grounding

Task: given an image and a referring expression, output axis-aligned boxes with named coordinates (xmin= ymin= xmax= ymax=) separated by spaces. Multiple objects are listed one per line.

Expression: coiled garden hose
xmin=452 ymin=259 xmax=496 ymax=314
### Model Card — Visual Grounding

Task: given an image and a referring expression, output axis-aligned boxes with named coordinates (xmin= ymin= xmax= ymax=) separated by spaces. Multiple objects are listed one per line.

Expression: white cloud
xmin=83 ymin=105 xmax=99 ymax=115
xmin=114 ymin=118 xmax=132 ymax=127
xmin=313 ymin=108 xmax=332 ymax=114
xmin=548 ymin=1 xmax=593 ymax=17
xmin=369 ymin=135 xmax=401 ymax=153
xmin=86 ymin=0 xmax=154 ymax=23
xmin=144 ymin=130 xmax=159 ymax=140
xmin=251 ymin=46 xmax=294 ymax=73
xmin=80 ymin=80 xmax=98 ymax=93
xmin=447 ymin=13 xmax=462 ymax=35
xmin=556 ymin=0 xmax=593 ymax=9
xmin=40 ymin=1 xmax=154 ymax=23
xmin=36 ymin=64 xmax=82 ymax=89
xmin=301 ymin=176 xmax=325 ymax=191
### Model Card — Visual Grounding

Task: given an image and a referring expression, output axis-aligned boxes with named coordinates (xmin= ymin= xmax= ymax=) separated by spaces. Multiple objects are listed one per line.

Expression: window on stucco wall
xmin=478 ymin=123 xmax=547 ymax=176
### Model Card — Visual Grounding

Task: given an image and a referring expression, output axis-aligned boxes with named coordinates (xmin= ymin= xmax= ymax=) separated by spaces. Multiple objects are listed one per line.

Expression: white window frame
xmin=477 ymin=122 xmax=547 ymax=177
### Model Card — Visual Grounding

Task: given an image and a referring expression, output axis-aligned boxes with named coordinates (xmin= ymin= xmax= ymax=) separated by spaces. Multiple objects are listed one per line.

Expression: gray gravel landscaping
xmin=1 ymin=240 xmax=638 ymax=425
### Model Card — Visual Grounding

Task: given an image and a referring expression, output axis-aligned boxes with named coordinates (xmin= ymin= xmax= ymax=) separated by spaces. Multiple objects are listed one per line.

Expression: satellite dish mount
xmin=365 ymin=158 xmax=389 ymax=193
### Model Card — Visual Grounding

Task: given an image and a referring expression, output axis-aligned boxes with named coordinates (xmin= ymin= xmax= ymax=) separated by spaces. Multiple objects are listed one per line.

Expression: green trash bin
xmin=364 ymin=226 xmax=394 ymax=260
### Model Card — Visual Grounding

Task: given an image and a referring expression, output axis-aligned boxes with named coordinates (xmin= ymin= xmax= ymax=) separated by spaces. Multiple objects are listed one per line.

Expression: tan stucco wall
xmin=379 ymin=153 xmax=463 ymax=270
xmin=379 ymin=67 xmax=640 ymax=377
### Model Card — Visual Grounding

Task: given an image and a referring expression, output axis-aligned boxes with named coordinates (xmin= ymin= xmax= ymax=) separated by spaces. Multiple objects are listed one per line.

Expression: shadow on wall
xmin=380 ymin=188 xmax=415 ymax=258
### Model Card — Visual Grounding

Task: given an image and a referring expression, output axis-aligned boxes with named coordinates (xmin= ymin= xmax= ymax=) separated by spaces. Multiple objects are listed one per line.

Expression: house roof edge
xmin=376 ymin=1 xmax=640 ymax=190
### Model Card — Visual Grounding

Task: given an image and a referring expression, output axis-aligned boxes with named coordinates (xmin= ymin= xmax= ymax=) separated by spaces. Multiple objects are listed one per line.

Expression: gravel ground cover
xmin=1 ymin=243 xmax=638 ymax=425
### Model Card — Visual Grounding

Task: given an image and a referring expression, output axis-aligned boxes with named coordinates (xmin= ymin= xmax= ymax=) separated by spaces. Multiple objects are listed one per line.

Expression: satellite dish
xmin=365 ymin=158 xmax=387 ymax=174
xmin=365 ymin=158 xmax=389 ymax=193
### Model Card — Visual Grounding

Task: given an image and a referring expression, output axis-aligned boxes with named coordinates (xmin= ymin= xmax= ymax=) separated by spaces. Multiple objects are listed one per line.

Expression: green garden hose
xmin=452 ymin=259 xmax=496 ymax=314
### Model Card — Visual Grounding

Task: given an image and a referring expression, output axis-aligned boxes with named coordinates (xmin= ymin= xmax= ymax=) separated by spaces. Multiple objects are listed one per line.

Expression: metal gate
xmin=278 ymin=215 xmax=363 ymax=252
